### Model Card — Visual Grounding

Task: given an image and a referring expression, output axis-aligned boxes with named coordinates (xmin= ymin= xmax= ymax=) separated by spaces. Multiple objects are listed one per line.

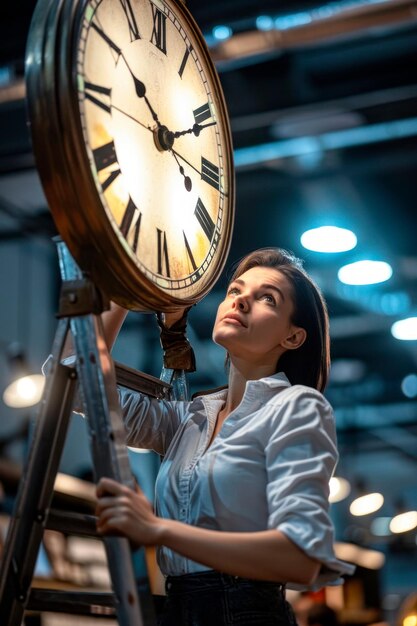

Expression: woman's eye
xmin=262 ymin=294 xmax=276 ymax=305
xmin=228 ymin=287 xmax=240 ymax=295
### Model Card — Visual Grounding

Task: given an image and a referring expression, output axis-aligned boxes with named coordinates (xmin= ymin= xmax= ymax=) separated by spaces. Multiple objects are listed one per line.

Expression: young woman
xmin=94 ymin=248 xmax=354 ymax=626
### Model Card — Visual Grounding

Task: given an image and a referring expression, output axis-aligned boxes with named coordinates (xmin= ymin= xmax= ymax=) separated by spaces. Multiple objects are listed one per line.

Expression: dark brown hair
xmin=228 ymin=248 xmax=330 ymax=392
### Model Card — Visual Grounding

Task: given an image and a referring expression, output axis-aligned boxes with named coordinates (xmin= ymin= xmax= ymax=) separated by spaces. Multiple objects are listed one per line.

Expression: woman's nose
xmin=234 ymin=294 xmax=249 ymax=312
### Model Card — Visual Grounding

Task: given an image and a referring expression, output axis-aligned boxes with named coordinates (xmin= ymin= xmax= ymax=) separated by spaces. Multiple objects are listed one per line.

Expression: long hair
xmin=228 ymin=248 xmax=330 ymax=392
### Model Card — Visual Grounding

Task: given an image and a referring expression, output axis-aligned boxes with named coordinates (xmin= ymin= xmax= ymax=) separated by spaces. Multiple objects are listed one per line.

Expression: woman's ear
xmin=281 ymin=327 xmax=307 ymax=351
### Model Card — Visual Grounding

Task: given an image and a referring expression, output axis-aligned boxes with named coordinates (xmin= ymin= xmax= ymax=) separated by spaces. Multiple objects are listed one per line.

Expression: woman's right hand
xmin=160 ymin=307 xmax=190 ymax=329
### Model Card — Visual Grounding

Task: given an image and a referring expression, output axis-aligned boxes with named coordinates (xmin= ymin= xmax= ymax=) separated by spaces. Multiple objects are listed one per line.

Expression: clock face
xmin=73 ymin=0 xmax=234 ymax=305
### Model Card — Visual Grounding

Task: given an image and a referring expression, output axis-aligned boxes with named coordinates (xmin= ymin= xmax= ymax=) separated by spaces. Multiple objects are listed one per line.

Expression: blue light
xmin=212 ymin=25 xmax=233 ymax=41
xmin=0 ymin=66 xmax=11 ymax=87
xmin=275 ymin=12 xmax=312 ymax=30
xmin=401 ymin=374 xmax=417 ymax=398
xmin=233 ymin=117 xmax=417 ymax=169
xmin=256 ymin=15 xmax=274 ymax=31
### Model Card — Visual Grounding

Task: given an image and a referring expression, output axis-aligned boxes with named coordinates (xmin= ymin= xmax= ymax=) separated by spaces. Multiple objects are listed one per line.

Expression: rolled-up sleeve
xmin=42 ymin=353 xmax=189 ymax=456
xmin=265 ymin=387 xmax=355 ymax=587
xmin=119 ymin=387 xmax=188 ymax=455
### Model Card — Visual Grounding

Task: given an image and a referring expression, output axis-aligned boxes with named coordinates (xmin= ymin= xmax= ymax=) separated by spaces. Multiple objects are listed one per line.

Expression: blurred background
xmin=1 ymin=0 xmax=417 ymax=624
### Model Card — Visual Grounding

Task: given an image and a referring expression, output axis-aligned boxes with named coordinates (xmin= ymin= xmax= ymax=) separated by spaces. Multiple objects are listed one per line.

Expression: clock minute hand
xmin=121 ymin=53 xmax=162 ymax=128
xmin=173 ymin=121 xmax=217 ymax=139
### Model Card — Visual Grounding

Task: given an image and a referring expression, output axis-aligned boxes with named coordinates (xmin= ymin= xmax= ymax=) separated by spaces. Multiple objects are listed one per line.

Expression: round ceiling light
xmin=301 ymin=226 xmax=357 ymax=253
xmin=338 ymin=260 xmax=392 ymax=285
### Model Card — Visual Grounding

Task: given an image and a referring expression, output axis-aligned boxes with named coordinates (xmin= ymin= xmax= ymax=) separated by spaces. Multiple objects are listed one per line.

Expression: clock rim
xmin=26 ymin=0 xmax=235 ymax=312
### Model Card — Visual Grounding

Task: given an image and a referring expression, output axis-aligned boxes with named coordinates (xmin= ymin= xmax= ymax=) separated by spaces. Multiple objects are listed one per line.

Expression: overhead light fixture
xmin=350 ymin=492 xmax=384 ymax=516
xmin=401 ymin=373 xmax=417 ymax=398
xmin=256 ymin=15 xmax=274 ymax=31
xmin=391 ymin=317 xmax=417 ymax=341
xmin=2 ymin=344 xmax=45 ymax=409
xmin=371 ymin=516 xmax=392 ymax=537
xmin=338 ymin=260 xmax=393 ymax=285
xmin=329 ymin=476 xmax=351 ymax=503
xmin=212 ymin=25 xmax=233 ymax=41
xmin=300 ymin=226 xmax=357 ymax=253
xmin=390 ymin=511 xmax=417 ymax=534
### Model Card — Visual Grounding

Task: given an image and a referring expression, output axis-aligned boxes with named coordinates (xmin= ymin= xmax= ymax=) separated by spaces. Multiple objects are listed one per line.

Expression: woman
xmin=95 ymin=248 xmax=354 ymax=625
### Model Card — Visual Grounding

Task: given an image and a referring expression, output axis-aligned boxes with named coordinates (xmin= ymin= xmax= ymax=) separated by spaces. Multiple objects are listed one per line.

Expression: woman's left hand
xmin=95 ymin=477 xmax=162 ymax=547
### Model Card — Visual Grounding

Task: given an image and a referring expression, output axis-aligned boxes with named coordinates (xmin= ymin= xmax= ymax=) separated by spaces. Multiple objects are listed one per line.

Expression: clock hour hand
xmin=171 ymin=150 xmax=192 ymax=192
xmin=173 ymin=121 xmax=217 ymax=139
xmin=121 ymin=53 xmax=162 ymax=128
xmin=172 ymin=149 xmax=229 ymax=197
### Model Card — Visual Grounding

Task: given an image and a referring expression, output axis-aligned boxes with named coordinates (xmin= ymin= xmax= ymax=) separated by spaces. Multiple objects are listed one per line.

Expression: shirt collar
xmin=196 ymin=371 xmax=291 ymax=408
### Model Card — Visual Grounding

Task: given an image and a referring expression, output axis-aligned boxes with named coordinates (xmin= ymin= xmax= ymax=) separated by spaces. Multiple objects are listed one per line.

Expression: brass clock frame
xmin=26 ymin=0 xmax=235 ymax=311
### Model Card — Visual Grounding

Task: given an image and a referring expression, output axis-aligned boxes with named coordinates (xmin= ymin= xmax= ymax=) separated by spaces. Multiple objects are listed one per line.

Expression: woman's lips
xmin=223 ymin=314 xmax=246 ymax=327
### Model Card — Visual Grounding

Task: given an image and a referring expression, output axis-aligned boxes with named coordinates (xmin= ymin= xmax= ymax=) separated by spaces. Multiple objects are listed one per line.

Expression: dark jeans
xmin=156 ymin=570 xmax=298 ymax=626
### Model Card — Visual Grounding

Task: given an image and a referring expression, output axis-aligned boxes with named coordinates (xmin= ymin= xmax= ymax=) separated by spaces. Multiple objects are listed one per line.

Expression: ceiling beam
xmin=211 ymin=0 xmax=417 ymax=69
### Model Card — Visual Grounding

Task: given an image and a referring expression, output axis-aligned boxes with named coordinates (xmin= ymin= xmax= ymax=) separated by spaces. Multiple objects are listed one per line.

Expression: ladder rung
xmin=27 ymin=588 xmax=115 ymax=616
xmin=46 ymin=509 xmax=98 ymax=536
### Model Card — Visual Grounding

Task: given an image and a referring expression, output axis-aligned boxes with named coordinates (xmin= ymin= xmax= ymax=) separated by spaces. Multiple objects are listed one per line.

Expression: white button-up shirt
xmin=120 ymin=372 xmax=355 ymax=590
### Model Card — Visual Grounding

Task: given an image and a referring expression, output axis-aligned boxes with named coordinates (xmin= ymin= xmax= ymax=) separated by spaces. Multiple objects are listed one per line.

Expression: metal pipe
xmin=212 ymin=0 xmax=417 ymax=68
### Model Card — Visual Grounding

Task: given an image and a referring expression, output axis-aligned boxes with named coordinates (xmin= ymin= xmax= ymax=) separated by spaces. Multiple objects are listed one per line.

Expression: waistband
xmin=165 ymin=570 xmax=286 ymax=594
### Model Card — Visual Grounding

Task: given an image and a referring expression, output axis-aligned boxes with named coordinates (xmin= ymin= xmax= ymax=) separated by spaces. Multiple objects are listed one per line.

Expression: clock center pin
xmin=154 ymin=125 xmax=175 ymax=152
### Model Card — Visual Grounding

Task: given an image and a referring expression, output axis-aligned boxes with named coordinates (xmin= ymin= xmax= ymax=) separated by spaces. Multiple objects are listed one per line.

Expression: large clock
xmin=26 ymin=0 xmax=235 ymax=311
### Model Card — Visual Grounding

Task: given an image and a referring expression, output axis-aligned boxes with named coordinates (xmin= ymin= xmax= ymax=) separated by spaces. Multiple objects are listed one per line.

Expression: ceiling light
xmin=391 ymin=317 xmax=417 ymax=341
xmin=256 ymin=15 xmax=274 ymax=31
xmin=401 ymin=374 xmax=417 ymax=398
xmin=390 ymin=511 xmax=417 ymax=534
xmin=338 ymin=260 xmax=393 ymax=285
xmin=350 ymin=492 xmax=384 ymax=516
xmin=300 ymin=226 xmax=357 ymax=253
xmin=329 ymin=476 xmax=351 ymax=503
xmin=334 ymin=542 xmax=385 ymax=570
xmin=371 ymin=517 xmax=392 ymax=537
xmin=3 ymin=374 xmax=45 ymax=408
xmin=212 ymin=25 xmax=233 ymax=41
xmin=2 ymin=345 xmax=45 ymax=408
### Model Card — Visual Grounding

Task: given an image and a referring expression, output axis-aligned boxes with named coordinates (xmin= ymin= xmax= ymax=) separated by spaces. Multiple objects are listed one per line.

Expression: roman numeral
xmin=91 ymin=22 xmax=122 ymax=57
xmin=93 ymin=140 xmax=121 ymax=191
xmin=102 ymin=169 xmax=121 ymax=191
xmin=93 ymin=140 xmax=117 ymax=171
xmin=150 ymin=4 xmax=167 ymax=54
xmin=201 ymin=157 xmax=220 ymax=190
xmin=193 ymin=102 xmax=211 ymax=125
xmin=119 ymin=0 xmax=141 ymax=40
xmin=120 ymin=197 xmax=142 ymax=252
xmin=178 ymin=45 xmax=192 ymax=78
xmin=194 ymin=198 xmax=215 ymax=242
xmin=84 ymin=81 xmax=112 ymax=114
xmin=183 ymin=231 xmax=197 ymax=271
xmin=157 ymin=228 xmax=170 ymax=276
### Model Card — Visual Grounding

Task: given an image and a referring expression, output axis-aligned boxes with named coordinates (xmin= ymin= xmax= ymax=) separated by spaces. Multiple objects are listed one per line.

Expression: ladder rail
xmin=0 ymin=318 xmax=77 ymax=624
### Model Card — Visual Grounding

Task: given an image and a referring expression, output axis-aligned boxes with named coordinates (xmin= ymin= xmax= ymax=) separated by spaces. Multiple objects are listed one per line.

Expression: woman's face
xmin=213 ymin=266 xmax=306 ymax=367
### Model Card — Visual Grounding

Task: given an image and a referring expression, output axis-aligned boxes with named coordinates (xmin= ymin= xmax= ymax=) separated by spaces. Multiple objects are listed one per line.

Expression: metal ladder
xmin=0 ymin=241 xmax=184 ymax=625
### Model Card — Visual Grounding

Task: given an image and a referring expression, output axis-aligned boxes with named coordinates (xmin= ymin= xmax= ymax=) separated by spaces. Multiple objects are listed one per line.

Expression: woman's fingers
xmin=96 ymin=477 xmax=144 ymax=498
xmin=97 ymin=477 xmax=126 ymax=497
